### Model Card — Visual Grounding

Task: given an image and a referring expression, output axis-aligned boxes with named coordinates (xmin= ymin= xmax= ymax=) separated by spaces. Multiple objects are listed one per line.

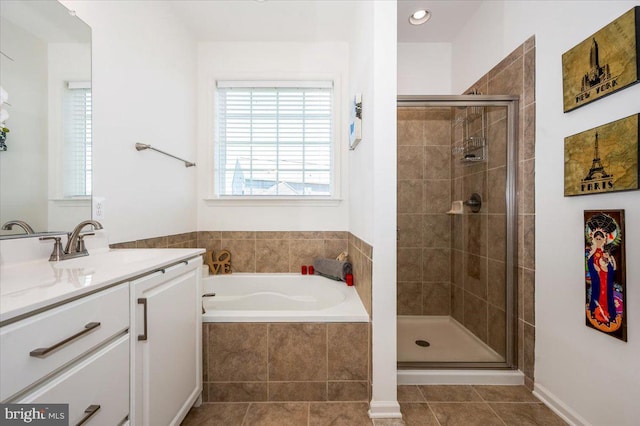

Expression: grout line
xmin=485 ymin=401 xmax=509 ymax=426
xmin=240 ymin=403 xmax=251 ymax=426
xmin=266 ymin=324 xmax=270 ymax=400
xmin=325 ymin=323 xmax=329 ymax=392
xmin=470 ymin=384 xmax=484 ymax=401
xmin=426 ymin=402 xmax=443 ymax=426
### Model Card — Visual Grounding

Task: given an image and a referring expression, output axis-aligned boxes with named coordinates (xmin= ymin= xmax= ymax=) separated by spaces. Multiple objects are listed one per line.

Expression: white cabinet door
xmin=130 ymin=258 xmax=202 ymax=426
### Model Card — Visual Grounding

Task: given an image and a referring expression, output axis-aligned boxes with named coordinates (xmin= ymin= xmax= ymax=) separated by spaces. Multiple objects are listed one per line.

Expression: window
xmin=63 ymin=82 xmax=91 ymax=197
xmin=215 ymin=81 xmax=334 ymax=197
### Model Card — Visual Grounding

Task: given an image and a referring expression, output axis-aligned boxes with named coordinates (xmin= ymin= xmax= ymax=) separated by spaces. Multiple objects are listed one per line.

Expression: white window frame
xmin=62 ymin=81 xmax=92 ymax=198
xmin=207 ymin=78 xmax=342 ymax=205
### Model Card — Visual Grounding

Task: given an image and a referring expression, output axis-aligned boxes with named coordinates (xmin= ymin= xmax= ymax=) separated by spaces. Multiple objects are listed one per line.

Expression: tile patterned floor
xmin=397 ymin=385 xmax=567 ymax=426
xmin=181 ymin=385 xmax=567 ymax=425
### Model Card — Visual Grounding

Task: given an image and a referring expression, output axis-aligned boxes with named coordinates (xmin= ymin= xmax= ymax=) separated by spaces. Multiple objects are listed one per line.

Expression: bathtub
xmin=201 ymin=273 xmax=369 ymax=322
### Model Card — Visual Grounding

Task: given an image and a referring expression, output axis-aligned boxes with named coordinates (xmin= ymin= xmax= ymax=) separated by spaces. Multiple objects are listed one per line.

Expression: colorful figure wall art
xmin=584 ymin=210 xmax=627 ymax=341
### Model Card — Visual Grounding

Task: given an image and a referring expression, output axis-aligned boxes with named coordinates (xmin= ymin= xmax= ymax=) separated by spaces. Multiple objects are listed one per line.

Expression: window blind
xmin=63 ymin=84 xmax=92 ymax=197
xmin=215 ymin=84 xmax=333 ymax=197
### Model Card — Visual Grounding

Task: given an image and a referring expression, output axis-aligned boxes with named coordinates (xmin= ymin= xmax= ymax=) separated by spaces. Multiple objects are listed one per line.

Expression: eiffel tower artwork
xmin=581 ymin=132 xmax=614 ymax=193
xmin=565 ymin=114 xmax=639 ymax=196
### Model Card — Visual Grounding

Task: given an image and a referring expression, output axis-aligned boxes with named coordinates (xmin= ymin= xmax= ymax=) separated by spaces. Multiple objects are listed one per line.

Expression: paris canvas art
xmin=564 ymin=114 xmax=639 ymax=196
xmin=584 ymin=210 xmax=627 ymax=341
xmin=562 ymin=7 xmax=640 ymax=112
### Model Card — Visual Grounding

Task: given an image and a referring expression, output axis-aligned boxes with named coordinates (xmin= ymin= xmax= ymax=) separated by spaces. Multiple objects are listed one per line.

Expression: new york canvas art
xmin=562 ymin=7 xmax=640 ymax=112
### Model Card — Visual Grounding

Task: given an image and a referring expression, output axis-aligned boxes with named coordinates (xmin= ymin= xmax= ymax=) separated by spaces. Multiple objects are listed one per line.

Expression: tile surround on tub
xmin=204 ymin=322 xmax=370 ymax=403
xmin=110 ymin=230 xmax=351 ymax=273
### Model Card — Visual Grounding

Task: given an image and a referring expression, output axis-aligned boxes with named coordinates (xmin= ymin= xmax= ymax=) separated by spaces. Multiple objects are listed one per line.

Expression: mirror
xmin=0 ymin=0 xmax=91 ymax=239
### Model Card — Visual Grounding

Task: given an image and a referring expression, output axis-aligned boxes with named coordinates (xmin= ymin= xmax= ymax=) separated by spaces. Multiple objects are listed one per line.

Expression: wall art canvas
xmin=562 ymin=7 xmax=640 ymax=112
xmin=584 ymin=210 xmax=627 ymax=342
xmin=564 ymin=114 xmax=639 ymax=196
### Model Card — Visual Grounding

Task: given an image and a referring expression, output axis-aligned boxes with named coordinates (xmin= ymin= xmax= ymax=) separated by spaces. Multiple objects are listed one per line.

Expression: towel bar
xmin=135 ymin=143 xmax=195 ymax=167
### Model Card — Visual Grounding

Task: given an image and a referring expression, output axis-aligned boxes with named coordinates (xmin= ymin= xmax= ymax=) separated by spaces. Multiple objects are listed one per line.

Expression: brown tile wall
xmin=397 ymin=107 xmax=453 ymax=317
xmin=462 ymin=36 xmax=535 ymax=388
xmin=109 ymin=231 xmax=199 ymax=249
xmin=112 ymin=230 xmax=350 ymax=274
xmin=348 ymin=233 xmax=373 ymax=318
xmin=204 ymin=322 xmax=370 ymax=402
xmin=196 ymin=231 xmax=349 ymax=273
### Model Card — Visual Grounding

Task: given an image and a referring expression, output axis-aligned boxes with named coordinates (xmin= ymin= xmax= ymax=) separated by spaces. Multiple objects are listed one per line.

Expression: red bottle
xmin=345 ymin=273 xmax=354 ymax=286
xmin=301 ymin=265 xmax=308 ymax=275
xmin=308 ymin=265 xmax=314 ymax=275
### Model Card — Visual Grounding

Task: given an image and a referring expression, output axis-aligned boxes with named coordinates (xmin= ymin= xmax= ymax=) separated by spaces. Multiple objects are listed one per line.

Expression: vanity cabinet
xmin=130 ymin=257 xmax=202 ymax=426
xmin=0 ymin=284 xmax=130 ymax=424
xmin=1 ymin=250 xmax=203 ymax=426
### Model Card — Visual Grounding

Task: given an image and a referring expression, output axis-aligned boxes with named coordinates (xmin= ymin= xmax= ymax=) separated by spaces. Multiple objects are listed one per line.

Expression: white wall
xmin=453 ymin=2 xmax=640 ymax=425
xmin=0 ymin=18 xmax=48 ymax=235
xmin=451 ymin=1 xmax=505 ymax=95
xmin=348 ymin=1 xmax=399 ymax=418
xmin=348 ymin=4 xmax=375 ymax=244
xmin=60 ymin=0 xmax=198 ymax=243
xmin=196 ymin=42 xmax=350 ymax=231
xmin=397 ymin=42 xmax=452 ymax=95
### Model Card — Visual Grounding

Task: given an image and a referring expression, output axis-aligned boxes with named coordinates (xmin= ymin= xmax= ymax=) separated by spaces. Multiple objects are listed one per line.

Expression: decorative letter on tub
xmin=206 ymin=250 xmax=232 ymax=275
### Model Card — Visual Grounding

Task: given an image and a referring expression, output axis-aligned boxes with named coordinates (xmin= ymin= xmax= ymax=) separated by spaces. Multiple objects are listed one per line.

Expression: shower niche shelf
xmin=452 ymin=106 xmax=488 ymax=164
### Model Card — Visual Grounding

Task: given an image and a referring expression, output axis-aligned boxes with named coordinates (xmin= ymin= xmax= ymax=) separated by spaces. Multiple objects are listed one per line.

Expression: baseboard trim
xmin=397 ymin=369 xmax=524 ymax=385
xmin=368 ymin=401 xmax=402 ymax=419
xmin=533 ymin=383 xmax=590 ymax=426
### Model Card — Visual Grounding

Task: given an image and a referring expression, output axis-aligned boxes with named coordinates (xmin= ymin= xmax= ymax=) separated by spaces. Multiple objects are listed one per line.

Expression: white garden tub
xmin=202 ymin=273 xmax=369 ymax=323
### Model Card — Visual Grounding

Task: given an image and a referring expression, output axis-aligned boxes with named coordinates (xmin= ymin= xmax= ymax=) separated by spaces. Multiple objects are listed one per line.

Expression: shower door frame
xmin=397 ymin=95 xmax=519 ymax=370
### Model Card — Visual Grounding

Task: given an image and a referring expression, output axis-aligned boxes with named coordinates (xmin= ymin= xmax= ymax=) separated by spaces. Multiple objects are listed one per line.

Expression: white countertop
xmin=0 ymin=247 xmax=204 ymax=324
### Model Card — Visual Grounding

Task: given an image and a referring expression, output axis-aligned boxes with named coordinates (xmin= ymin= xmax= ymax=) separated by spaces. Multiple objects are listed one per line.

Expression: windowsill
xmin=50 ymin=197 xmax=91 ymax=207
xmin=203 ymin=197 xmax=342 ymax=207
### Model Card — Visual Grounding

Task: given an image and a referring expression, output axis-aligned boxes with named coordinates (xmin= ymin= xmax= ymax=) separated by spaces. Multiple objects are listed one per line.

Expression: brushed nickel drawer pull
xmin=30 ymin=322 xmax=101 ymax=358
xmin=76 ymin=404 xmax=100 ymax=426
xmin=138 ymin=298 xmax=148 ymax=341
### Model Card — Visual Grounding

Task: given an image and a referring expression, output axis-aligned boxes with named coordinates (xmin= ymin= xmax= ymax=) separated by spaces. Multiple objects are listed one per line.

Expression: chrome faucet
xmin=41 ymin=220 xmax=104 ymax=261
xmin=2 ymin=220 xmax=36 ymax=234
xmin=65 ymin=220 xmax=104 ymax=256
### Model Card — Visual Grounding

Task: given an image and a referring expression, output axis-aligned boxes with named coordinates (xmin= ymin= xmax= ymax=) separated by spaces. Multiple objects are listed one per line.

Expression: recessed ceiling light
xmin=409 ymin=9 xmax=431 ymax=26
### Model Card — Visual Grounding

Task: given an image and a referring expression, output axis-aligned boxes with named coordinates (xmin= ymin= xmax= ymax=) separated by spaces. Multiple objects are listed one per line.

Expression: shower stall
xmin=396 ymin=95 xmax=519 ymax=374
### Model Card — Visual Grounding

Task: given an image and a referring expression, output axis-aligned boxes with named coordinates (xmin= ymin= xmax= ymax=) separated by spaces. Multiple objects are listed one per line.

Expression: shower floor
xmin=398 ymin=315 xmax=504 ymax=363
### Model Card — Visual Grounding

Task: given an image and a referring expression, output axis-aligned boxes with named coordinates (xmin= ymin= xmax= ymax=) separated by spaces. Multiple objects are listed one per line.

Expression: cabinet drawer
xmin=1 ymin=284 xmax=129 ymax=401
xmin=17 ymin=334 xmax=130 ymax=426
